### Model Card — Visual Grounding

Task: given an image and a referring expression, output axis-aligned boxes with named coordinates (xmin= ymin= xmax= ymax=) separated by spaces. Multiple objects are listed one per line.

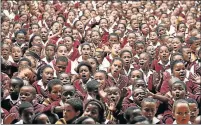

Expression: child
xmin=141 ymin=97 xmax=162 ymax=124
xmin=32 ymin=113 xmax=51 ymax=124
xmin=33 ymin=65 xmax=54 ymax=99
xmin=85 ymin=80 xmax=100 ymax=100
xmin=95 ymin=50 xmax=110 ymax=72
xmin=54 ymin=56 xmax=68 ymax=77
xmin=172 ymin=99 xmax=191 ymax=124
xmin=83 ymin=99 xmax=105 ymax=123
xmin=1 ymin=77 xmax=24 ymax=111
xmin=15 ymin=101 xmax=35 ymax=124
xmin=42 ymin=79 xmax=62 ymax=106
xmin=124 ymin=106 xmax=142 ymax=124
xmin=58 ymin=72 xmax=71 ymax=85
xmin=133 ymin=41 xmax=145 ymax=64
xmin=55 ymin=98 xmax=83 ymax=124
xmin=107 ymin=58 xmax=129 ymax=90
xmin=186 ymin=98 xmax=199 ymax=124
xmin=42 ymin=43 xmax=56 ymax=64
xmin=106 ymin=43 xmax=121 ymax=63
xmin=9 ymin=85 xmax=45 ymax=123
xmin=11 ymin=45 xmax=22 ymax=63
xmin=87 ymin=57 xmax=99 ymax=75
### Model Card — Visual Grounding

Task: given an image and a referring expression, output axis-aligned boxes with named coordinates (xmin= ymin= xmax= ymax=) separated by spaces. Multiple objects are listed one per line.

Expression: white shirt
xmin=99 ymin=58 xmax=110 ymax=72
xmin=37 ymin=79 xmax=48 ymax=90
xmin=15 ymin=120 xmax=23 ymax=124
xmin=173 ymin=120 xmax=191 ymax=124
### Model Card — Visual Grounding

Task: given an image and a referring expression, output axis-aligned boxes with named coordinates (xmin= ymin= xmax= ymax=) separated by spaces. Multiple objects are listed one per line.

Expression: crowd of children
xmin=1 ymin=0 xmax=201 ymax=124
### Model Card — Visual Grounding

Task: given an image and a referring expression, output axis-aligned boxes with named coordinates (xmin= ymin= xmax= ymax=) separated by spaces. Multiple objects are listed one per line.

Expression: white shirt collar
xmin=124 ymin=64 xmax=134 ymax=76
xmin=37 ymin=79 xmax=48 ymax=90
xmin=139 ymin=69 xmax=153 ymax=84
xmin=152 ymin=117 xmax=160 ymax=124
xmin=173 ymin=120 xmax=191 ymax=124
xmin=158 ymin=60 xmax=170 ymax=67
xmin=5 ymin=95 xmax=19 ymax=105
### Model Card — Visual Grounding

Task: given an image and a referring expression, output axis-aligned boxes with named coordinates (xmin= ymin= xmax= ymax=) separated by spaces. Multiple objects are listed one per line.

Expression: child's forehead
xmin=60 ymin=73 xmax=70 ymax=77
xmin=107 ymin=86 xmax=120 ymax=92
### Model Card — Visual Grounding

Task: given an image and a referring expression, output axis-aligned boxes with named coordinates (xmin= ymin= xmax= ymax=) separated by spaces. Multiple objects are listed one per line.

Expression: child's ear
xmin=75 ymin=111 xmax=80 ymax=117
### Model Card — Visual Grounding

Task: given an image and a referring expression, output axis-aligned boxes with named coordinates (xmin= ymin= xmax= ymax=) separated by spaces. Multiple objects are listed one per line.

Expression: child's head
xmin=11 ymin=45 xmax=22 ymax=62
xmin=30 ymin=44 xmax=42 ymax=57
xmin=86 ymin=80 xmax=100 ymax=99
xmin=56 ymin=44 xmax=68 ymax=57
xmin=40 ymin=65 xmax=54 ymax=84
xmin=18 ymin=58 xmax=32 ymax=68
xmin=105 ymin=86 xmax=121 ymax=105
xmin=63 ymin=35 xmax=74 ymax=51
xmin=81 ymin=43 xmax=91 ymax=59
xmin=32 ymin=113 xmax=50 ymax=124
xmin=172 ymin=36 xmax=182 ymax=52
xmin=130 ymin=115 xmax=150 ymax=124
xmin=171 ymin=60 xmax=186 ymax=81
xmin=149 ymin=31 xmax=158 ymax=42
xmin=132 ymin=88 xmax=147 ymax=106
xmin=61 ymin=84 xmax=75 ymax=103
xmin=134 ymin=41 xmax=145 ymax=55
xmin=63 ymin=27 xmax=73 ymax=37
xmin=120 ymin=49 xmax=133 ymax=68
xmin=186 ymin=98 xmax=199 ymax=123
xmin=108 ymin=33 xmax=119 ymax=45
xmin=170 ymin=81 xmax=187 ymax=100
xmin=94 ymin=70 xmax=107 ymax=88
xmin=188 ymin=36 xmax=200 ymax=52
xmin=127 ymin=32 xmax=136 ymax=47
xmin=158 ymin=45 xmax=170 ymax=63
xmin=90 ymin=30 xmax=101 ymax=45
xmin=133 ymin=78 xmax=146 ymax=89
xmin=29 ymin=35 xmax=43 ymax=48
xmin=173 ymin=99 xmax=190 ymax=124
xmin=47 ymin=79 xmax=62 ymax=101
xmin=141 ymin=98 xmax=157 ymax=122
xmin=51 ymin=21 xmax=60 ymax=34
xmin=124 ymin=106 xmax=142 ymax=124
xmin=1 ymin=43 xmax=10 ymax=60
xmin=83 ymin=99 xmax=105 ymax=123
xmin=19 ymin=101 xmax=35 ymax=124
xmin=87 ymin=57 xmax=99 ymax=74
xmin=170 ymin=52 xmax=184 ymax=62
xmin=40 ymin=27 xmax=49 ymax=41
xmin=77 ymin=62 xmax=92 ymax=82
xmin=55 ymin=56 xmax=68 ymax=76
xmin=139 ymin=52 xmax=151 ymax=69
xmin=146 ymin=45 xmax=155 ymax=59
xmin=130 ymin=69 xmax=143 ymax=83
xmin=45 ymin=44 xmax=56 ymax=59
xmin=178 ymin=46 xmax=191 ymax=63
xmin=58 ymin=72 xmax=71 ymax=85
xmin=2 ymin=21 xmax=10 ymax=34
xmin=10 ymin=77 xmax=24 ymax=100
xmin=110 ymin=57 xmax=124 ymax=77
xmin=31 ymin=23 xmax=40 ymax=34
xmin=63 ymin=98 xmax=83 ymax=122
xmin=19 ymin=85 xmax=36 ymax=103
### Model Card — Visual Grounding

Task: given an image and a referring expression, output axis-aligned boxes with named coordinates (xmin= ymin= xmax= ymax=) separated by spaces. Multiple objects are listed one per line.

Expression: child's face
xmin=62 ymin=86 xmax=75 ymax=102
xmin=130 ymin=70 xmax=143 ymax=83
xmin=139 ymin=53 xmax=150 ymax=69
xmin=172 ymin=38 xmax=182 ymax=51
xmin=135 ymin=43 xmax=145 ymax=55
xmin=30 ymin=46 xmax=41 ymax=56
xmin=94 ymin=72 xmax=106 ymax=87
xmin=141 ymin=102 xmax=157 ymax=122
xmin=91 ymin=31 xmax=101 ymax=45
xmin=55 ymin=61 xmax=68 ymax=75
xmin=121 ymin=52 xmax=132 ymax=67
xmin=182 ymin=48 xmax=191 ymax=62
xmin=178 ymin=24 xmax=186 ymax=33
xmin=146 ymin=46 xmax=155 ymax=58
xmin=133 ymin=79 xmax=146 ymax=89
xmin=191 ymin=40 xmax=200 ymax=52
xmin=10 ymin=80 xmax=21 ymax=99
xmin=127 ymin=33 xmax=136 ymax=47
xmin=79 ymin=66 xmax=90 ymax=82
xmin=149 ymin=17 xmax=156 ymax=26
xmin=1 ymin=44 xmax=10 ymax=59
xmin=111 ymin=60 xmax=123 ymax=76
xmin=68 ymin=12 xmax=75 ymax=21
xmin=12 ymin=46 xmax=22 ymax=62
xmin=107 ymin=87 xmax=121 ymax=104
xmin=31 ymin=25 xmax=39 ymax=34
xmin=158 ymin=27 xmax=166 ymax=36
xmin=3 ymin=38 xmax=12 ymax=45
xmin=63 ymin=103 xmax=78 ymax=122
xmin=45 ymin=45 xmax=55 ymax=58
xmin=173 ymin=103 xmax=190 ymax=124
xmin=14 ymin=24 xmax=22 ymax=33
xmin=75 ymin=21 xmax=84 ymax=32
xmin=172 ymin=62 xmax=186 ymax=81
xmin=57 ymin=46 xmax=68 ymax=57
xmin=59 ymin=73 xmax=71 ymax=85
xmin=57 ymin=17 xmax=64 ymax=25
xmin=49 ymin=84 xmax=62 ymax=101
xmin=19 ymin=87 xmax=35 ymax=102
xmin=189 ymin=103 xmax=199 ymax=122
xmin=159 ymin=46 xmax=170 ymax=62
xmin=32 ymin=36 xmax=42 ymax=45
xmin=88 ymin=58 xmax=97 ymax=73
xmin=100 ymin=19 xmax=108 ymax=29
xmin=171 ymin=83 xmax=186 ymax=100
xmin=149 ymin=32 xmax=158 ymax=42
xmin=21 ymin=107 xmax=35 ymax=124
xmin=195 ymin=22 xmax=201 ymax=30
xmin=63 ymin=28 xmax=72 ymax=37
xmin=42 ymin=67 xmax=54 ymax=84
xmin=52 ymin=22 xmax=60 ymax=34
xmin=109 ymin=36 xmax=119 ymax=45
xmin=2 ymin=22 xmax=9 ymax=33
xmin=63 ymin=37 xmax=73 ymax=50
xmin=111 ymin=44 xmax=120 ymax=56
xmin=72 ymin=29 xmax=79 ymax=40
xmin=83 ymin=104 xmax=100 ymax=122
xmin=81 ymin=45 xmax=91 ymax=58
xmin=133 ymin=88 xmax=147 ymax=106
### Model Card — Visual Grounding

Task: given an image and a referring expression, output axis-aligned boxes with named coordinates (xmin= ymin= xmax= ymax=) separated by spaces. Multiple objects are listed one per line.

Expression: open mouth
xmin=175 ymin=93 xmax=180 ymax=98
xmin=180 ymin=73 xmax=185 ymax=79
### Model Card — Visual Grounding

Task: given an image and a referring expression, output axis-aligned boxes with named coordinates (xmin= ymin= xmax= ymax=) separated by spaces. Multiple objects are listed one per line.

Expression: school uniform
xmin=107 ymin=73 xmax=129 ymax=90
xmin=32 ymin=80 xmax=48 ymax=98
xmin=122 ymin=96 xmax=140 ymax=112
xmin=152 ymin=59 xmax=171 ymax=73
xmin=173 ymin=120 xmax=191 ymax=124
xmin=68 ymin=47 xmax=80 ymax=61
xmin=121 ymin=64 xmax=140 ymax=77
xmin=15 ymin=120 xmax=23 ymax=124
xmin=9 ymin=100 xmax=45 ymax=122
xmin=1 ymin=95 xmax=19 ymax=112
xmin=98 ymin=58 xmax=111 ymax=72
